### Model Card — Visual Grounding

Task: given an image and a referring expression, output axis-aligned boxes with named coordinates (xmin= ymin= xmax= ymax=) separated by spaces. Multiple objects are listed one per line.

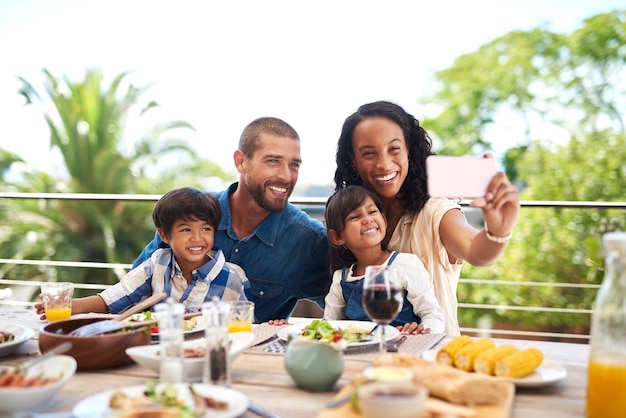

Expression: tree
xmin=1 ymin=68 xmax=232 ymax=296
xmin=423 ymin=10 xmax=626 ymax=168
xmin=421 ymin=10 xmax=626 ymax=337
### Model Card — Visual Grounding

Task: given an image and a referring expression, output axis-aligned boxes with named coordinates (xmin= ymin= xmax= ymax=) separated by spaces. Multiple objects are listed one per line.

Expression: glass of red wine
xmin=362 ymin=265 xmax=403 ymax=354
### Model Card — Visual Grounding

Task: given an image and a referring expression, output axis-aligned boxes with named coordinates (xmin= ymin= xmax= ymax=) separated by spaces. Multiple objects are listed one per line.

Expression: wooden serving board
xmin=318 ymin=377 xmax=514 ymax=418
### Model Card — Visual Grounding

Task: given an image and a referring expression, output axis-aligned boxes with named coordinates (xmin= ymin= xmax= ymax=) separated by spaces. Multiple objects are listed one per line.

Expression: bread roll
xmin=374 ymin=353 xmax=512 ymax=406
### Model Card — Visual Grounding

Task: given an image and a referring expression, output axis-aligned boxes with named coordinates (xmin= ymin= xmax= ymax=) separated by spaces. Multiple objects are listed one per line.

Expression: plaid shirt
xmin=101 ymin=248 xmax=249 ymax=314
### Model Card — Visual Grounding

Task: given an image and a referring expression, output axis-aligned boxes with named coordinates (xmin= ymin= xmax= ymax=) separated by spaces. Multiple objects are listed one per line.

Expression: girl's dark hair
xmin=152 ymin=187 xmax=221 ymax=238
xmin=325 ymin=185 xmax=384 ymax=272
xmin=333 ymin=100 xmax=435 ymax=214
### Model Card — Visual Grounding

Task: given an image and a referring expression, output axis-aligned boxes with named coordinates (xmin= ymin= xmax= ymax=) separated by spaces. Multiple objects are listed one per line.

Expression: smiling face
xmin=159 ymin=218 xmax=214 ymax=271
xmin=351 ymin=117 xmax=409 ymax=201
xmin=330 ymin=195 xmax=387 ymax=252
xmin=240 ymin=133 xmax=301 ymax=212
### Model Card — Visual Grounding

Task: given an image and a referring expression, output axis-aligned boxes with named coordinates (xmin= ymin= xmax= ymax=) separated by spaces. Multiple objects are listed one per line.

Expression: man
xmin=133 ymin=117 xmax=331 ymax=322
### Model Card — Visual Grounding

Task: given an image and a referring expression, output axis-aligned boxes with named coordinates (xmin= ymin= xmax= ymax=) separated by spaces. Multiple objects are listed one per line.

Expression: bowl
xmin=0 ymin=354 xmax=77 ymax=414
xmin=39 ymin=317 xmax=152 ymax=370
xmin=0 ymin=321 xmax=36 ymax=357
xmin=284 ymin=338 xmax=345 ymax=392
xmin=357 ymin=381 xmax=428 ymax=418
xmin=126 ymin=332 xmax=255 ymax=381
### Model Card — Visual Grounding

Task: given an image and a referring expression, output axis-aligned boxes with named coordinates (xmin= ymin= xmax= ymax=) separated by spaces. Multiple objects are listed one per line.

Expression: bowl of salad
xmin=39 ymin=317 xmax=151 ymax=370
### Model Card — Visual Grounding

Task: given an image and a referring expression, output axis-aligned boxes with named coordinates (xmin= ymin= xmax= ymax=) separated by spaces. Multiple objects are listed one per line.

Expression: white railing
xmin=2 ymin=192 xmax=625 ymax=342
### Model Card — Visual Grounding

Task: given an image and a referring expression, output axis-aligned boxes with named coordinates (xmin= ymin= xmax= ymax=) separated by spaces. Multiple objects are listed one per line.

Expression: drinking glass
xmin=41 ymin=282 xmax=73 ymax=322
xmin=362 ymin=265 xmax=403 ymax=354
xmin=228 ymin=301 xmax=255 ymax=333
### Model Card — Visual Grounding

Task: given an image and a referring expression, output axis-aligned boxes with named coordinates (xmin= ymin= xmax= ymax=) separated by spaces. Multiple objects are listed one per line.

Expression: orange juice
xmin=228 ymin=320 xmax=252 ymax=333
xmin=45 ymin=306 xmax=72 ymax=322
xmin=586 ymin=356 xmax=626 ymax=418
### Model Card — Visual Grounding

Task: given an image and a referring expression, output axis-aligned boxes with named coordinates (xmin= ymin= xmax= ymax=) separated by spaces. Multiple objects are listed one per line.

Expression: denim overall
xmin=339 ymin=252 xmax=421 ymax=327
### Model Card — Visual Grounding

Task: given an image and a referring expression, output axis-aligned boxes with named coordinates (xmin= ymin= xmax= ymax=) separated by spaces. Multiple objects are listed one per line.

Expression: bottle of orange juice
xmin=586 ymin=232 xmax=626 ymax=418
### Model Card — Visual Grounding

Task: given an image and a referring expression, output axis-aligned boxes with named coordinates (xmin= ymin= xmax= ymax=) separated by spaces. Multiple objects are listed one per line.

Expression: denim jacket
xmin=133 ymin=183 xmax=331 ymax=322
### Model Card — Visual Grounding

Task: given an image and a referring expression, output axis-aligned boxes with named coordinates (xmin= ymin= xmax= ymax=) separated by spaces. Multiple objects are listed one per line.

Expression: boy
xmin=36 ymin=187 xmax=249 ymax=318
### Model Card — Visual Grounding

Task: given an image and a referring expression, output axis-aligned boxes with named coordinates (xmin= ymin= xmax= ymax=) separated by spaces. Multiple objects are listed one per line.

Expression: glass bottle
xmin=155 ymin=299 xmax=185 ymax=383
xmin=586 ymin=231 xmax=626 ymax=418
xmin=202 ymin=297 xmax=230 ymax=386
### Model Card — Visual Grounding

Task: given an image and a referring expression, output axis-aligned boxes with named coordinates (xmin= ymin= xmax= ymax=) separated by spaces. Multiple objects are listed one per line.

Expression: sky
xmin=0 ymin=0 xmax=624 ymax=191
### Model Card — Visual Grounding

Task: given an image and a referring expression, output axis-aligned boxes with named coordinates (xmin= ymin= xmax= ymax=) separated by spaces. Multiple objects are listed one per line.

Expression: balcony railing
xmin=2 ymin=192 xmax=625 ymax=342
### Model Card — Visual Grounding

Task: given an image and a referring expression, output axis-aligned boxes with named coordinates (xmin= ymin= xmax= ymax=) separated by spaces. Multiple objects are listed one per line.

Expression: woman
xmin=333 ymin=101 xmax=520 ymax=336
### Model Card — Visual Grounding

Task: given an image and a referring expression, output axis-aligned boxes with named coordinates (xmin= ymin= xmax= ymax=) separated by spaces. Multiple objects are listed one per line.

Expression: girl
xmin=323 ymin=185 xmax=444 ymax=334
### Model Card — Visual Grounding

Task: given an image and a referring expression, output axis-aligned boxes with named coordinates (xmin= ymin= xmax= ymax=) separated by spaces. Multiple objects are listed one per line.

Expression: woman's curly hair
xmin=332 ymin=101 xmax=434 ymax=214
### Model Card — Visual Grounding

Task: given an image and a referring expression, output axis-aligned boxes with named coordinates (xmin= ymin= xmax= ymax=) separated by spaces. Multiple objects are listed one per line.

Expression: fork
xmin=386 ymin=335 xmax=407 ymax=352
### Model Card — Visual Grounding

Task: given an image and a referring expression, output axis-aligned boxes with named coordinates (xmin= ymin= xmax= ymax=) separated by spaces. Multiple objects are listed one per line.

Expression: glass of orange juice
xmin=41 ymin=282 xmax=73 ymax=322
xmin=227 ymin=301 xmax=254 ymax=333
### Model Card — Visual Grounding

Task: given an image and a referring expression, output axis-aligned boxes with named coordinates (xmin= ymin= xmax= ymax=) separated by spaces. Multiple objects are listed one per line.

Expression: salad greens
xmin=143 ymin=381 xmax=197 ymax=418
xmin=300 ymin=319 xmax=369 ymax=343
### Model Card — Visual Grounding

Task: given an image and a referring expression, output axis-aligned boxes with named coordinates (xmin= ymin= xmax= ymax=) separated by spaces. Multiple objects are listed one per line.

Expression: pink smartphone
xmin=426 ymin=155 xmax=497 ymax=198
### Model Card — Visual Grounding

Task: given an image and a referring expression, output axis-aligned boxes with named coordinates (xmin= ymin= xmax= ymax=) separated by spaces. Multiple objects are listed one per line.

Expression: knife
xmin=251 ymin=333 xmax=279 ymax=347
xmin=248 ymin=401 xmax=282 ymax=418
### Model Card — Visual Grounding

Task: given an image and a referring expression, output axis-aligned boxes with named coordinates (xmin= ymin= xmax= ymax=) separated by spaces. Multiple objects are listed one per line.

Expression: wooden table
xmin=0 ymin=308 xmax=591 ymax=417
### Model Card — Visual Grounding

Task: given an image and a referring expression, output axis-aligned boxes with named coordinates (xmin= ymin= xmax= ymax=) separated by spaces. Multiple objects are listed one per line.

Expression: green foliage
xmin=1 ymin=68 xmax=232 ymax=297
xmin=426 ymin=10 xmax=626 ymax=337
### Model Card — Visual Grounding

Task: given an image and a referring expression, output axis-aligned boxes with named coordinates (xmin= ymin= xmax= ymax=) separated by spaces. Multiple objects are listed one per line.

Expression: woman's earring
xmin=350 ymin=169 xmax=360 ymax=180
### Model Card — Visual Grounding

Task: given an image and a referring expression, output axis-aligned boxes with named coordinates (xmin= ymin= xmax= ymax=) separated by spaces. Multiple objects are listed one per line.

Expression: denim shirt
xmin=132 ymin=183 xmax=331 ymax=322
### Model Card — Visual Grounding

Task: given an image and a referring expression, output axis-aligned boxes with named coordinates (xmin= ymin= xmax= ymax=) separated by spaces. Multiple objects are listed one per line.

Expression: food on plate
xmin=374 ymin=353 xmax=513 ymax=406
xmin=494 ymin=348 xmax=544 ymax=378
xmin=0 ymin=331 xmax=14 ymax=344
xmin=300 ymin=319 xmax=370 ymax=343
xmin=130 ymin=312 xmax=198 ymax=334
xmin=0 ymin=369 xmax=61 ymax=387
xmin=474 ymin=344 xmax=519 ymax=375
xmin=435 ymin=336 xmax=544 ymax=378
xmin=109 ymin=382 xmax=227 ymax=418
xmin=453 ymin=338 xmax=495 ymax=371
xmin=435 ymin=335 xmax=472 ymax=366
xmin=188 ymin=383 xmax=228 ymax=412
xmin=182 ymin=346 xmax=206 ymax=358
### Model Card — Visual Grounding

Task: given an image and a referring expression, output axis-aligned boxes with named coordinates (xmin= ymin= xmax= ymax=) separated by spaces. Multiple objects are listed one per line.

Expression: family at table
xmin=34 ymin=100 xmax=521 ymax=338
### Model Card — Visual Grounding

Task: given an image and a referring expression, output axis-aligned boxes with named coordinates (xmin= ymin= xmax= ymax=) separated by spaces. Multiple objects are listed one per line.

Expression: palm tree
xmin=1 ymin=68 xmax=231 ymax=297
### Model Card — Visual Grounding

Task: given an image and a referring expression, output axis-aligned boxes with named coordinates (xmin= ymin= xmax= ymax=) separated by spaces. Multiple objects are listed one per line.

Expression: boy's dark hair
xmin=325 ymin=185 xmax=384 ymax=271
xmin=152 ymin=187 xmax=221 ymax=238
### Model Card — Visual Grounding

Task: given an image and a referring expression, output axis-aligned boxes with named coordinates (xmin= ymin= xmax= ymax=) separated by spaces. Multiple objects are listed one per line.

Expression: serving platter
xmin=277 ymin=320 xmax=400 ymax=350
xmin=0 ymin=321 xmax=36 ymax=357
xmin=421 ymin=348 xmax=567 ymax=387
xmin=73 ymin=382 xmax=248 ymax=418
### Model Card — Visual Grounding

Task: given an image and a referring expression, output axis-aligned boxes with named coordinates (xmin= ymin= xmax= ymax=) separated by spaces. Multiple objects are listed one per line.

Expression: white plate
xmin=0 ymin=321 xmax=36 ymax=357
xmin=73 ymin=382 xmax=248 ymax=418
xmin=126 ymin=332 xmax=255 ymax=381
xmin=277 ymin=320 xmax=400 ymax=350
xmin=421 ymin=348 xmax=568 ymax=387
xmin=128 ymin=313 xmax=206 ymax=341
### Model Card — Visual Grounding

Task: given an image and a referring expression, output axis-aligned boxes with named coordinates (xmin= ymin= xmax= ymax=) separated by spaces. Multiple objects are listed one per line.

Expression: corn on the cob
xmin=495 ymin=347 xmax=544 ymax=378
xmin=453 ymin=338 xmax=496 ymax=371
xmin=436 ymin=335 xmax=473 ymax=366
xmin=474 ymin=344 xmax=520 ymax=375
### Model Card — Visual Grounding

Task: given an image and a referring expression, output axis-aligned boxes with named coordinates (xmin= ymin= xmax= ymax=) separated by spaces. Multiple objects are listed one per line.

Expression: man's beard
xmin=246 ymin=179 xmax=292 ymax=213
